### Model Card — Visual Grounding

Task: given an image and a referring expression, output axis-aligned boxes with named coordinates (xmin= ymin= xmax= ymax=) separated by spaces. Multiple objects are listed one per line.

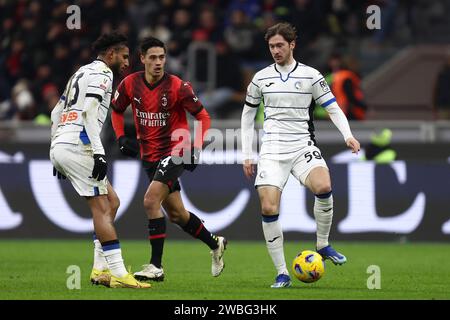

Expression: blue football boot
xmin=317 ymin=245 xmax=347 ymax=265
xmin=270 ymin=274 xmax=292 ymax=288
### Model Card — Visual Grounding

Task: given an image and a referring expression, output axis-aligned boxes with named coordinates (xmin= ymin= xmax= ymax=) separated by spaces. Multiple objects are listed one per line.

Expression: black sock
xmin=181 ymin=212 xmax=219 ymax=250
xmin=148 ymin=217 xmax=166 ymax=268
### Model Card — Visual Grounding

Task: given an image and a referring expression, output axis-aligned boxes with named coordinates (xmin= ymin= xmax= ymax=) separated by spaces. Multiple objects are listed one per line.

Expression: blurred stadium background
xmin=1 ymin=0 xmax=450 ymax=300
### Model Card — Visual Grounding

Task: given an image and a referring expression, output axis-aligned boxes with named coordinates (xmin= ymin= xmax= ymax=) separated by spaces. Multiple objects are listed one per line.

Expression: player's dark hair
xmin=264 ymin=22 xmax=298 ymax=43
xmin=92 ymin=31 xmax=128 ymax=54
xmin=140 ymin=37 xmax=166 ymax=55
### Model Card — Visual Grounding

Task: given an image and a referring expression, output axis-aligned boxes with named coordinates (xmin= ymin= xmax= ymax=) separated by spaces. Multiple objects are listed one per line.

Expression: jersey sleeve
xmin=50 ymin=96 xmax=65 ymax=140
xmin=85 ymin=70 xmax=113 ymax=104
xmin=82 ymin=70 xmax=113 ymax=155
xmin=311 ymin=70 xmax=336 ymax=108
xmin=111 ymin=78 xmax=131 ymax=113
xmin=179 ymin=81 xmax=203 ymax=115
xmin=244 ymin=75 xmax=262 ymax=108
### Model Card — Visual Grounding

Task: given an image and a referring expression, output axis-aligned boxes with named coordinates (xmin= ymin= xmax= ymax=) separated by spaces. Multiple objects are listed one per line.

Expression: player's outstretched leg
xmin=317 ymin=245 xmax=347 ymax=265
xmin=181 ymin=211 xmax=227 ymax=277
xmin=162 ymin=190 xmax=228 ymax=277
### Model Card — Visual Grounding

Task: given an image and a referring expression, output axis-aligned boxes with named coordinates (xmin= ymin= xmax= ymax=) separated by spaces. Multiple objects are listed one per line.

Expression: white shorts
xmin=255 ymin=144 xmax=328 ymax=191
xmin=50 ymin=143 xmax=108 ymax=197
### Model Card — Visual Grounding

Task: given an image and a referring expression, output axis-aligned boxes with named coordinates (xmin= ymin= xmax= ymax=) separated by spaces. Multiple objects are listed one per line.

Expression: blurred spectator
xmin=244 ymin=12 xmax=276 ymax=90
xmin=11 ymin=80 xmax=35 ymax=120
xmin=198 ymin=42 xmax=246 ymax=118
xmin=102 ymin=0 xmax=124 ymax=26
xmin=34 ymin=84 xmax=59 ymax=126
xmin=127 ymin=0 xmax=158 ymax=32
xmin=260 ymin=0 xmax=290 ymax=19
xmin=31 ymin=64 xmax=54 ymax=109
xmin=433 ymin=58 xmax=450 ymax=119
xmin=21 ymin=10 xmax=43 ymax=53
xmin=138 ymin=15 xmax=171 ymax=44
xmin=5 ymin=37 xmax=26 ymax=82
xmin=226 ymin=0 xmax=261 ymax=24
xmin=167 ymin=9 xmax=193 ymax=75
xmin=194 ymin=6 xmax=223 ymax=44
xmin=224 ymin=9 xmax=256 ymax=63
xmin=313 ymin=53 xmax=337 ymax=120
xmin=372 ymin=0 xmax=400 ymax=45
xmin=0 ymin=99 xmax=13 ymax=120
xmin=50 ymin=41 xmax=72 ymax=86
xmin=0 ymin=16 xmax=15 ymax=57
xmin=0 ymin=77 xmax=13 ymax=120
xmin=0 ymin=0 xmax=448 ymax=122
xmin=289 ymin=0 xmax=324 ymax=48
xmin=329 ymin=53 xmax=367 ymax=120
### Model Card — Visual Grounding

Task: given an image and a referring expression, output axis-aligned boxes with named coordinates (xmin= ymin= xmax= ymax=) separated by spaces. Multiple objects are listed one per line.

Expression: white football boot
xmin=133 ymin=264 xmax=165 ymax=282
xmin=211 ymin=236 xmax=227 ymax=277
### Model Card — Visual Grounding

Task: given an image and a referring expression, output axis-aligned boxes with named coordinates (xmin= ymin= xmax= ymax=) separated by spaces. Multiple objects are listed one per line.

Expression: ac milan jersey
xmin=112 ymin=72 xmax=203 ymax=162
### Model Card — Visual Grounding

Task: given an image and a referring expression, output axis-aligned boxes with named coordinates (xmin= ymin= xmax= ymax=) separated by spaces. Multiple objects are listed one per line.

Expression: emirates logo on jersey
xmin=136 ymin=108 xmax=170 ymax=127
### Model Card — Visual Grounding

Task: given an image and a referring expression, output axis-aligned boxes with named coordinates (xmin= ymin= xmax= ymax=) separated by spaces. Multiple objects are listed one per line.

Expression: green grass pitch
xmin=0 ymin=240 xmax=449 ymax=300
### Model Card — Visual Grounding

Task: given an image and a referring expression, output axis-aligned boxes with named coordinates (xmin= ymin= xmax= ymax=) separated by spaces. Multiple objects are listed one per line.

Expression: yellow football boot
xmin=90 ymin=269 xmax=111 ymax=285
xmin=109 ymin=273 xmax=151 ymax=289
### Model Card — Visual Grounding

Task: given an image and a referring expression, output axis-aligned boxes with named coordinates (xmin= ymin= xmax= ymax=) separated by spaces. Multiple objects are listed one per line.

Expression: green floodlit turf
xmin=0 ymin=240 xmax=449 ymax=300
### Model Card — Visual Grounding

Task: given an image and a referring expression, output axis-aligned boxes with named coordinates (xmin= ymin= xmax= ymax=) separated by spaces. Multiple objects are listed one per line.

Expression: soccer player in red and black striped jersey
xmin=111 ymin=37 xmax=227 ymax=281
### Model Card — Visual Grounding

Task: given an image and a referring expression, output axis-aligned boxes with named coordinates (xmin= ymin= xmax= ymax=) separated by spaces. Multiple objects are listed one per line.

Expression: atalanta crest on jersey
xmin=295 ymin=81 xmax=302 ymax=90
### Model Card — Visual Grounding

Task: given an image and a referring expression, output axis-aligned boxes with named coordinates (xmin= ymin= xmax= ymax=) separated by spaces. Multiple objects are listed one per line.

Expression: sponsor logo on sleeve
xmin=319 ymin=80 xmax=330 ymax=92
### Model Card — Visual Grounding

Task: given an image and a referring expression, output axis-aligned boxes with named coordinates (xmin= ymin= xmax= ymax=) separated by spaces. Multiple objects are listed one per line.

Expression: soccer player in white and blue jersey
xmin=241 ymin=23 xmax=361 ymax=288
xmin=50 ymin=32 xmax=149 ymax=288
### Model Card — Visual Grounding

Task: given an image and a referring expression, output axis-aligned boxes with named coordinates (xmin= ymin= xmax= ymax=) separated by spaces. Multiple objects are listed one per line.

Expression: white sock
xmin=102 ymin=242 xmax=128 ymax=278
xmin=314 ymin=193 xmax=333 ymax=250
xmin=262 ymin=215 xmax=288 ymax=276
xmin=93 ymin=239 xmax=108 ymax=271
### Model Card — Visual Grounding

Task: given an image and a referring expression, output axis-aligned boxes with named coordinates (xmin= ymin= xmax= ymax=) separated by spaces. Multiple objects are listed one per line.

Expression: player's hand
xmin=346 ymin=137 xmax=361 ymax=154
xmin=118 ymin=136 xmax=139 ymax=158
xmin=183 ymin=146 xmax=201 ymax=172
xmin=243 ymin=159 xmax=255 ymax=180
xmin=92 ymin=154 xmax=107 ymax=181
xmin=53 ymin=167 xmax=66 ymax=180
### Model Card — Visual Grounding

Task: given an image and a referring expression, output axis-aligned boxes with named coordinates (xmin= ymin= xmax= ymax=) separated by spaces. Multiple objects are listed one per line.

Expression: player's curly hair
xmin=92 ymin=31 xmax=128 ymax=54
xmin=140 ymin=37 xmax=166 ymax=55
xmin=264 ymin=22 xmax=298 ymax=43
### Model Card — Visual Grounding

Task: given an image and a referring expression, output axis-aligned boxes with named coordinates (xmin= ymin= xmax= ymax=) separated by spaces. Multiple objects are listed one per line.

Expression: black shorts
xmin=143 ymin=156 xmax=184 ymax=193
